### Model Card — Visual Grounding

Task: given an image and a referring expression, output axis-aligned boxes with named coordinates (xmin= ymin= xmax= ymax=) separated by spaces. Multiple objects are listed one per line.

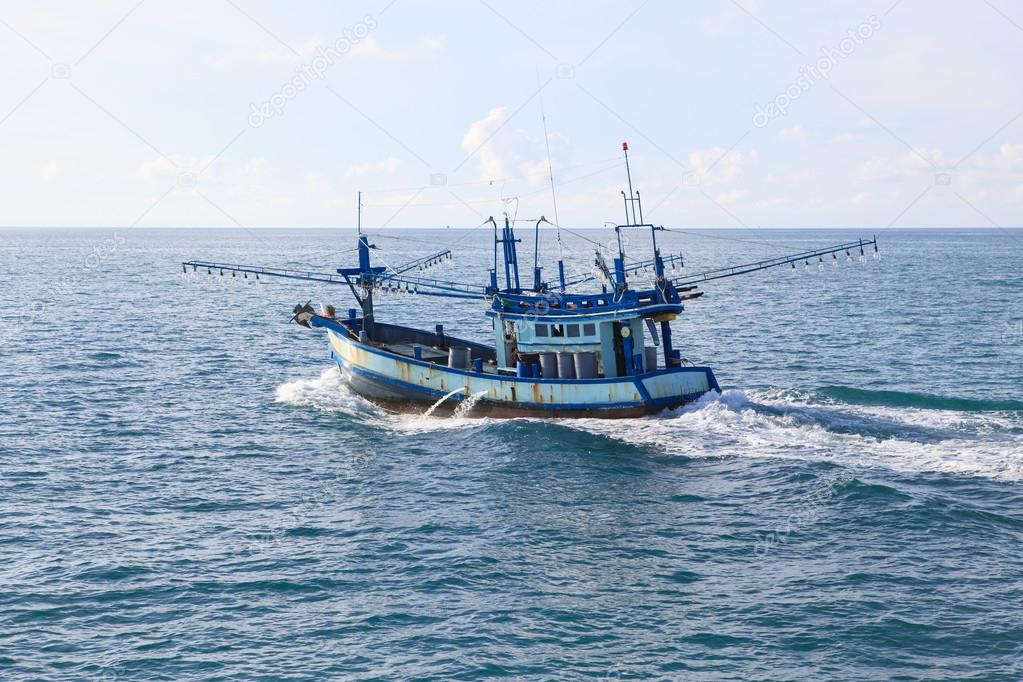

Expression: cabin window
xmin=583 ymin=323 xmax=596 ymax=337
xmin=551 ymin=324 xmax=564 ymax=337
xmin=535 ymin=323 xmax=549 ymax=337
xmin=566 ymin=324 xmax=580 ymax=338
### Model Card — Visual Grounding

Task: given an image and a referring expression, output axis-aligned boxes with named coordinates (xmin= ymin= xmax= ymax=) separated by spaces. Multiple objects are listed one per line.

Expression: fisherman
xmin=323 ymin=305 xmax=336 ymax=318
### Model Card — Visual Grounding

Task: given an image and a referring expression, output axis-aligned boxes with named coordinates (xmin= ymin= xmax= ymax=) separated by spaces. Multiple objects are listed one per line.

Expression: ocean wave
xmin=274 ymin=369 xmax=1023 ymax=482
xmin=815 ymin=385 xmax=1023 ymax=413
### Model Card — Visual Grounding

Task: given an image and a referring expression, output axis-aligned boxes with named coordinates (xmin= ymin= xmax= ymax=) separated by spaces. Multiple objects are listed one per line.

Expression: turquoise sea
xmin=1 ymin=227 xmax=1021 ymax=680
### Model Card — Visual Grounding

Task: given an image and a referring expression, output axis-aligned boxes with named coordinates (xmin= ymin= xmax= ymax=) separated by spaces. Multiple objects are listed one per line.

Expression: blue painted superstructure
xmin=183 ymin=143 xmax=877 ymax=418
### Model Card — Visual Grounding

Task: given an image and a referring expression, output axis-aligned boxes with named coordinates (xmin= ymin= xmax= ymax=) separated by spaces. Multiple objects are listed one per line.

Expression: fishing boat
xmin=183 ymin=143 xmax=877 ymax=418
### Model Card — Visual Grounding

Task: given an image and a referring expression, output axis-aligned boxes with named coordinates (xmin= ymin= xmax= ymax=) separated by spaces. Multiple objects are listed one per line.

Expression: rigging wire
xmin=660 ymin=227 xmax=835 ymax=256
xmin=537 ymin=66 xmax=560 ymax=233
xmin=353 ymin=156 xmax=620 ymax=197
xmin=359 ymin=159 xmax=623 ymax=208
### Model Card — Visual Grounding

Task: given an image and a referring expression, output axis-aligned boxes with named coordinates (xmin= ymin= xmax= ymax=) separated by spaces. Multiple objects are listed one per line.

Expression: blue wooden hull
xmin=314 ymin=317 xmax=719 ymax=418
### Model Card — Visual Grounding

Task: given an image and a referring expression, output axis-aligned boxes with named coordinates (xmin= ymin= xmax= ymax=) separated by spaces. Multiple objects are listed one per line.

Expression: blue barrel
xmin=531 ymin=362 xmax=541 ymax=379
xmin=573 ymin=351 xmax=598 ymax=379
xmin=644 ymin=346 xmax=658 ymax=371
xmin=448 ymin=346 xmax=471 ymax=369
xmin=516 ymin=361 xmax=531 ymax=378
xmin=539 ymin=352 xmax=558 ymax=378
xmin=557 ymin=352 xmax=576 ymax=379
xmin=473 ymin=358 xmax=483 ymax=373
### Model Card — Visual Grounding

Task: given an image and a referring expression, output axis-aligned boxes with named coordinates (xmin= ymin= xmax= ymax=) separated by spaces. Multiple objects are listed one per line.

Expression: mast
xmin=499 ymin=215 xmax=521 ymax=291
xmin=489 ymin=216 xmax=499 ymax=291
xmin=533 ymin=217 xmax=545 ymax=291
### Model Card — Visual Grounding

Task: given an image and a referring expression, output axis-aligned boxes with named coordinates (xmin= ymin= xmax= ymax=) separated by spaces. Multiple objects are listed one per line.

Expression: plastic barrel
xmin=473 ymin=358 xmax=483 ymax=373
xmin=448 ymin=346 xmax=471 ymax=369
xmin=557 ymin=352 xmax=576 ymax=379
xmin=644 ymin=346 xmax=658 ymax=372
xmin=573 ymin=351 xmax=598 ymax=379
xmin=516 ymin=361 xmax=531 ymax=378
xmin=358 ymin=330 xmax=369 ymax=343
xmin=531 ymin=362 xmax=541 ymax=379
xmin=539 ymin=352 xmax=558 ymax=378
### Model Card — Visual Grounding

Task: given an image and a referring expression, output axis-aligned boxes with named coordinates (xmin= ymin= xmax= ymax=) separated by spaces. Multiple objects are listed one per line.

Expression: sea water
xmin=1 ymin=227 xmax=1021 ymax=680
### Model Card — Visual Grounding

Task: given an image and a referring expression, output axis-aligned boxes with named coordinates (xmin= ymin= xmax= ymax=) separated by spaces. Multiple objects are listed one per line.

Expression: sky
xmin=1 ymin=0 xmax=1021 ymax=229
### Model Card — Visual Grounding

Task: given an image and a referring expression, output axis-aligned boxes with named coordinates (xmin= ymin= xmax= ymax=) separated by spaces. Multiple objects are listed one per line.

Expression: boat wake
xmin=274 ymin=368 xmax=1023 ymax=482
xmin=568 ymin=388 xmax=1023 ymax=482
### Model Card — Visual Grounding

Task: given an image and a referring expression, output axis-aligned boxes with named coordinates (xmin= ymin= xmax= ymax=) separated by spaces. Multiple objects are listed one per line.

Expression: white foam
xmin=274 ymin=366 xmax=498 ymax=434
xmin=568 ymin=389 xmax=1023 ymax=482
xmin=274 ymin=366 xmax=379 ymax=417
xmin=274 ymin=367 xmax=1023 ymax=482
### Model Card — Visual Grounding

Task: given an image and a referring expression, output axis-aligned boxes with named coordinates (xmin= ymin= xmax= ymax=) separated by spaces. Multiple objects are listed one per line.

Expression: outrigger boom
xmin=183 ymin=143 xmax=878 ymax=418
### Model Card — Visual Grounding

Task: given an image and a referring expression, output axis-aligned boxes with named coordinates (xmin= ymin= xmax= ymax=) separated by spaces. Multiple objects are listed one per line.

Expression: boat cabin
xmin=487 ymin=290 xmax=685 ymax=379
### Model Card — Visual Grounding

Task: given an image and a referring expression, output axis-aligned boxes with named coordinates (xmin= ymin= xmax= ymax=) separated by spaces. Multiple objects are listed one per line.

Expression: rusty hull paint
xmin=327 ymin=330 xmax=711 ymax=416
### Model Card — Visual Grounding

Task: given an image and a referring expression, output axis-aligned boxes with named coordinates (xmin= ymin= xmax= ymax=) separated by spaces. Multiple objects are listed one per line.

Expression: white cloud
xmin=688 ymin=146 xmax=747 ymax=185
xmin=37 ymin=161 xmax=58 ymax=182
xmin=849 ymin=191 xmax=868 ymax=205
xmin=244 ymin=158 xmax=266 ymax=177
xmin=344 ymin=157 xmax=403 ymax=177
xmin=351 ymin=35 xmax=444 ymax=60
xmin=462 ymin=107 xmax=509 ymax=180
xmin=974 ymin=143 xmax=1023 ymax=171
xmin=855 ymin=155 xmax=895 ymax=182
xmin=229 ymin=183 xmax=265 ymax=195
xmin=135 ymin=154 xmax=217 ymax=183
xmin=459 ymin=109 xmax=567 ymax=185
xmin=832 ymin=132 xmax=863 ymax=144
xmin=779 ymin=124 xmax=806 ymax=140
xmin=306 ymin=172 xmax=327 ymax=193
xmin=714 ymin=189 xmax=744 ymax=205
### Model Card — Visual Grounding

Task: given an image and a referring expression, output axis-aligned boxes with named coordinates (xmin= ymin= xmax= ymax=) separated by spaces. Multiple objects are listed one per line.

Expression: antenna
xmin=537 ymin=67 xmax=566 ymax=292
xmin=622 ymin=141 xmax=640 ymax=225
xmin=537 ymin=68 xmax=560 ymax=230
xmin=357 ymin=191 xmax=362 ymax=234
